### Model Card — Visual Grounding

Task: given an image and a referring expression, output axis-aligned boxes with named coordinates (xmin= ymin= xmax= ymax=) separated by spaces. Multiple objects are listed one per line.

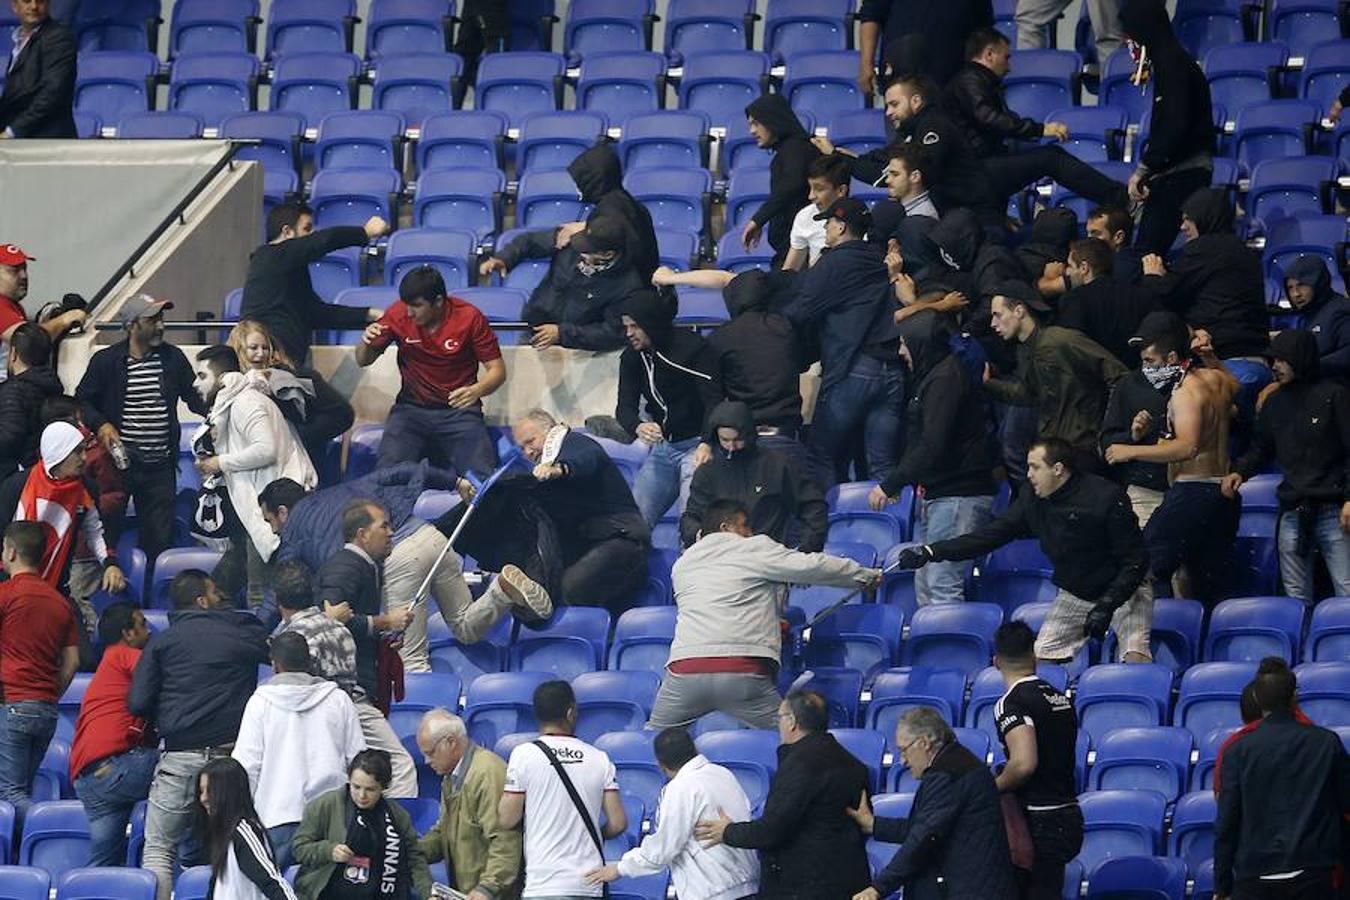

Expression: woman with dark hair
xmin=292 ymin=750 xmax=433 ymax=900
xmin=195 ymin=757 xmax=297 ymax=900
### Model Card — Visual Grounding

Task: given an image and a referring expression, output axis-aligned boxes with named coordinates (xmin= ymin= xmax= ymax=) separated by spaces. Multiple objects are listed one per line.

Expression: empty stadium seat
xmin=1175 ymin=662 xmax=1257 ymax=736
xmin=516 ymin=168 xmax=591 ymax=228
xmin=792 ymin=667 xmax=864 ymax=727
xmin=713 ymin=232 xmax=773 ymax=273
xmin=609 ymin=606 xmax=677 ymax=672
xmin=516 ymin=110 xmax=607 ymax=171
xmin=310 ymin=168 xmax=401 ymax=230
xmin=564 ymin=0 xmax=653 ymax=62
xmin=168 ymin=52 xmax=259 ymax=126
xmin=416 ymin=110 xmax=508 ymax=172
xmin=314 ymin=109 xmax=405 ymax=171
xmin=782 ymin=50 xmax=866 ymax=122
xmin=74 ymin=50 xmax=158 ymax=121
xmin=866 ymin=668 xmax=968 ymax=741
xmin=1088 ymin=726 xmax=1194 ymax=802
xmin=74 ymin=0 xmax=158 ymax=52
xmin=384 ymin=228 xmax=476 ymax=290
xmin=457 ymin=286 xmax=529 ymax=323
xmin=474 ymin=51 xmax=565 ymax=126
xmin=724 ymin=166 xmax=772 ymax=228
xmin=170 ymin=0 xmax=258 ymax=56
xmin=830 ymin=728 xmax=887 ymax=793
xmin=1084 ymin=856 xmax=1186 ymax=900
xmin=695 ymin=729 xmax=779 ymax=809
xmin=509 ymin=607 xmax=610 ymax=679
xmin=1294 ymin=661 xmax=1350 ymax=725
xmin=371 ymin=53 xmax=461 ymax=123
xmin=0 ymin=867 xmax=50 ymax=900
xmin=56 ymin=867 xmax=156 ymax=900
xmin=1174 ymin=0 xmax=1249 ymax=58
xmin=664 ymin=0 xmax=755 ymax=61
xmin=116 ymin=110 xmax=203 ymax=138
xmin=1045 ymin=105 xmax=1128 ymax=162
xmin=219 ymin=111 xmax=305 ymax=177
xmin=1170 ymin=790 xmax=1217 ymax=872
xmin=804 ymin=603 xmax=902 ymax=684
xmin=1075 ymin=664 xmax=1173 ymax=744
xmin=18 ymin=802 xmax=89 ymax=879
xmin=1203 ymin=41 xmax=1288 ymax=112
xmin=677 ymin=50 xmax=769 ymax=128
xmin=269 ymin=52 xmax=361 ymax=127
xmin=1306 ymin=596 xmax=1350 ymax=662
xmin=595 ymin=730 xmax=663 ymax=810
xmin=610 ymin=870 xmax=668 ymax=900
xmin=1075 ymin=790 xmax=1167 ymax=878
xmin=572 ymin=670 xmax=661 ymax=741
xmin=1004 ymin=50 xmax=1082 ymax=122
xmin=150 ymin=548 xmax=225 ymax=607
xmin=826 ymin=108 xmax=887 ymax=155
xmin=576 ymin=51 xmax=665 ymax=120
xmin=413 ymin=167 xmax=504 ymax=242
xmin=462 ymin=671 xmax=553 ymax=749
xmin=906 ymin=603 xmax=1003 ymax=676
xmin=764 ymin=0 xmax=850 ymax=63
xmin=619 ymin=110 xmax=710 ymax=170
xmin=625 ymin=168 xmax=712 ymax=236
xmin=366 ymin=0 xmax=453 ymax=59
xmin=1204 ymin=596 xmax=1306 ymax=662
xmin=1232 ymin=100 xmax=1319 ymax=172
xmin=1300 ymin=39 xmax=1350 ymax=108
xmin=1269 ymin=0 xmax=1344 ymax=56
xmin=326 ymin=286 xmax=398 ymax=342
xmin=429 ymin=614 xmax=512 ymax=685
xmin=1247 ymin=156 xmax=1338 ymax=224
xmin=266 ymin=0 xmax=354 ymax=58
xmin=971 ymin=539 xmax=1057 ymax=611
xmin=1100 ymin=48 xmax=1153 ymax=122
xmin=389 ymin=672 xmax=463 ymax=738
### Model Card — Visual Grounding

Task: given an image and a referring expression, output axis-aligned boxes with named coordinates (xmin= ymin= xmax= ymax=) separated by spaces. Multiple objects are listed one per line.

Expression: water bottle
xmin=109 ymin=438 xmax=130 ymax=470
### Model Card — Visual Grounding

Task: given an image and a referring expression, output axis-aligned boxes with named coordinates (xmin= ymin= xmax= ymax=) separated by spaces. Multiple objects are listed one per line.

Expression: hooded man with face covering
xmin=566 ymin=142 xmax=660 ymax=284
xmin=1283 ymin=257 xmax=1350 ymax=381
xmin=1226 ymin=330 xmax=1350 ymax=601
xmin=741 ymin=94 xmax=822 ymax=268
xmin=869 ymin=310 xmax=999 ymax=606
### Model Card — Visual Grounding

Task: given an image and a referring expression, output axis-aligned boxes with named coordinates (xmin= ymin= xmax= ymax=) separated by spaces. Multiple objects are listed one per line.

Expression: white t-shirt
xmin=788 ymin=203 xmax=827 ymax=265
xmin=504 ymin=735 xmax=620 ymax=898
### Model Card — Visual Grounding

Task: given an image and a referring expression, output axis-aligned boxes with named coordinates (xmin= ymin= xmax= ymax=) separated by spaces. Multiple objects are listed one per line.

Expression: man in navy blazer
xmin=0 ymin=0 xmax=77 ymax=139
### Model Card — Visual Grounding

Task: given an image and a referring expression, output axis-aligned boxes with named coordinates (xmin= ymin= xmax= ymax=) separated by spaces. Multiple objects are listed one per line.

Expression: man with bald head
xmin=416 ymin=708 xmax=522 ymax=900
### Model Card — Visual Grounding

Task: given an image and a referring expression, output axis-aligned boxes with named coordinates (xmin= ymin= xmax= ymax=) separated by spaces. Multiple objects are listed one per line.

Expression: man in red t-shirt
xmin=0 ymin=520 xmax=80 ymax=821
xmin=355 ymin=265 xmax=506 ymax=477
xmin=0 ymin=244 xmax=91 ymax=382
xmin=70 ymin=601 xmax=157 ymax=867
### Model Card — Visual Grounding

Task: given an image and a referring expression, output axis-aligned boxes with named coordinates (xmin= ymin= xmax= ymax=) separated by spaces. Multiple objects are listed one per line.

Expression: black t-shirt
xmin=995 ymin=676 xmax=1079 ymax=807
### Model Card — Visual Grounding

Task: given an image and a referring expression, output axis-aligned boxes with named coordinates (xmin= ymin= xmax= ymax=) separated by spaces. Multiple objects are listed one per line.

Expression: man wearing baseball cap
xmin=0 ymin=244 xmax=91 ymax=384
xmin=783 ymin=197 xmax=907 ymax=484
xmin=75 ymin=294 xmax=208 ymax=570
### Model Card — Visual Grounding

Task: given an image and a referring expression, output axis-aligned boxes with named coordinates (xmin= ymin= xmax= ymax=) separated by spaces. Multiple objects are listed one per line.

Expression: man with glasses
xmin=847 ymin=707 xmax=1018 ymax=900
xmin=416 ymin=708 xmax=522 ymax=900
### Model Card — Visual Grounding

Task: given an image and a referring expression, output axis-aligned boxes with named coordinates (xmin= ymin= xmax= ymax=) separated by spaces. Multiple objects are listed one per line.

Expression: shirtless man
xmin=1104 ymin=315 xmax=1240 ymax=606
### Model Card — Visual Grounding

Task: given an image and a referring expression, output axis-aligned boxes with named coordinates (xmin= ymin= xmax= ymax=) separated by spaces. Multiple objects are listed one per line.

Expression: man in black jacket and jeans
xmin=1213 ymin=662 xmax=1350 ymax=900
xmin=742 ymin=94 xmax=822 ymax=268
xmin=695 ymin=690 xmax=872 ymax=900
xmin=240 ymin=202 xmax=389 ymax=363
xmin=127 ymin=569 xmax=270 ymax=900
xmin=0 ymin=323 xmax=62 ymax=478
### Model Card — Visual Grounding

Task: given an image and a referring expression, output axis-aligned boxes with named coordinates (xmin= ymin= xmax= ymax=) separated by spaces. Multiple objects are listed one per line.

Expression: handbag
xmin=532 ymin=739 xmax=611 ymax=899
xmin=1000 ymin=793 xmax=1036 ymax=872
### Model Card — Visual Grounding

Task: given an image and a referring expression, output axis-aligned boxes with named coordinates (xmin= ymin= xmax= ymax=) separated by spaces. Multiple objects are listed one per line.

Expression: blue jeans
xmin=632 ymin=436 xmax=700 ymax=526
xmin=267 ymin=822 xmax=298 ymax=872
xmin=1278 ymin=505 xmax=1350 ymax=602
xmin=914 ymin=494 xmax=996 ymax=605
xmin=73 ymin=745 xmax=160 ymax=867
xmin=0 ymin=700 xmax=58 ymax=822
xmin=809 ymin=356 xmax=907 ymax=484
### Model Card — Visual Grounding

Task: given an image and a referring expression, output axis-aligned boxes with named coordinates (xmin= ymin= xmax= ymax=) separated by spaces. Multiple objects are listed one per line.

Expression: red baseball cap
xmin=0 ymin=245 xmax=34 ymax=267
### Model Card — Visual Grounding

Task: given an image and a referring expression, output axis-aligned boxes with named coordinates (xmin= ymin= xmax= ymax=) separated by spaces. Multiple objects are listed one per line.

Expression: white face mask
xmin=1141 ymin=362 xmax=1185 ymax=391
xmin=577 ymin=256 xmax=617 ymax=278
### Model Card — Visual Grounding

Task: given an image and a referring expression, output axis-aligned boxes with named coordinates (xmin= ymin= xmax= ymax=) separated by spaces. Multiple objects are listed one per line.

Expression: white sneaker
xmin=498 ymin=564 xmax=553 ymax=619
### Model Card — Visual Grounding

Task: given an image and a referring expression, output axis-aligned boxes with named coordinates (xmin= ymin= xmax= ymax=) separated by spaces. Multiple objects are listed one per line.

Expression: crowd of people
xmin=1 ymin=0 xmax=1349 ymax=897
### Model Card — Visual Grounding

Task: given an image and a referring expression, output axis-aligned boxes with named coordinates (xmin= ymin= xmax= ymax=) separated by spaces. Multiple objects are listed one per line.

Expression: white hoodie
xmin=615 ymin=755 xmax=759 ymax=900
xmin=232 ymin=672 xmax=365 ymax=829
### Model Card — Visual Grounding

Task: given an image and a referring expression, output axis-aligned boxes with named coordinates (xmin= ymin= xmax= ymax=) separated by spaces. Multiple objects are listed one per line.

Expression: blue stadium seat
xmin=372 ymin=53 xmax=462 ymax=123
xmin=887 ymin=727 xmax=990 ymax=792
xmin=826 ymin=108 xmax=887 ymax=155
xmin=474 ymin=51 xmax=565 ymax=126
xmin=792 ymin=667 xmax=863 ymax=727
xmin=384 ymin=228 xmax=475 ymax=290
xmin=1269 ymin=0 xmax=1345 ymax=56
xmin=1204 ymin=596 xmax=1305 ymax=662
xmin=712 ymin=231 xmax=773 ymax=273
xmin=722 ymin=108 xmax=818 ymax=173
xmin=1227 ymin=523 xmax=1280 ymax=598
xmin=429 ymin=614 xmax=511 ymax=685
xmin=866 ymin=667 xmax=968 ymax=739
xmin=32 ymin=739 xmax=71 ymax=802
xmin=1074 ymin=790 xmax=1167 ymax=878
xmin=509 ymin=607 xmax=610 ymax=679
xmin=609 ymin=606 xmax=677 ymax=672
xmin=677 ymin=50 xmax=769 ymax=129
xmin=462 ymin=671 xmax=552 ymax=749
xmin=487 ymin=227 xmax=549 ymax=291
xmin=168 ymin=52 xmax=259 ymax=126
xmin=18 ymin=802 xmax=89 ymax=878
xmin=394 ymin=797 xmax=440 ymax=835
xmin=308 ymin=247 xmax=361 ymax=303
xmin=1263 ymin=214 xmax=1347 ymax=260
xmin=310 ymin=168 xmax=401 ymax=230
xmin=782 ymin=50 xmax=865 ymax=122
xmin=1046 ymin=105 xmax=1128 ymax=162
xmin=724 ymin=167 xmax=772 ymax=229
xmin=1247 ymin=156 xmax=1338 ymax=224
xmin=1300 ymin=39 xmax=1350 ymax=108
xmin=266 ymin=0 xmax=354 ymax=58
xmin=906 ymin=603 xmax=1003 ymax=676
xmin=1088 ymin=726 xmax=1194 ymax=802
xmin=150 ymin=548 xmax=225 ymax=607
xmin=413 ymin=167 xmax=504 ymax=242
xmin=573 ymin=670 xmax=661 ymax=742
xmin=493 ymin=732 xmax=540 ymax=760
xmin=764 ymin=0 xmax=850 ymax=64
xmin=619 ymin=110 xmax=709 ymax=170
xmin=564 ymin=0 xmax=653 ymax=62
xmin=1100 ymin=48 xmax=1153 ymax=122
xmin=695 ymin=729 xmax=780 ymax=809
xmin=965 ymin=664 xmax=1068 ymax=740
xmin=0 ymin=868 xmax=50 ymax=900
xmin=1084 ymin=856 xmax=1186 ymax=900
xmin=326 ymin=287 xmax=398 ymax=342
xmin=73 ymin=0 xmax=158 ymax=52
xmin=576 ymin=51 xmax=665 ymax=120
xmin=516 ymin=168 xmax=591 ymax=228
xmin=516 ymin=110 xmax=607 ymax=171
xmin=56 ymin=867 xmax=156 ymax=900
xmin=1005 ymin=50 xmax=1081 ymax=123
xmin=1174 ymin=662 xmax=1257 ymax=736
xmin=1203 ymin=41 xmax=1288 ymax=112
xmin=1103 ymin=598 xmax=1205 ymax=672
xmin=1294 ymin=661 xmax=1350 ymax=725
xmin=170 ymin=0 xmax=258 ymax=56
xmin=970 ymin=539 xmax=1057 ymax=612
xmin=671 ymin=287 xmax=729 ymax=325
xmin=270 ymin=52 xmax=361 ymax=127
xmin=366 ymin=0 xmax=453 ymax=59
xmin=457 ymin=286 xmax=529 ymax=322
xmin=655 ymin=228 xmax=699 ymax=270
xmin=804 ymin=603 xmax=902 ymax=685
xmin=865 ymin=792 xmax=916 ymax=878
xmin=116 ymin=110 xmax=204 ymax=138
xmin=506 ymin=0 xmax=556 ymax=51
xmin=827 ymin=480 xmax=911 ymax=546
xmin=73 ymin=112 xmax=103 ymax=138
xmin=595 ymin=730 xmax=663 ymax=811
xmin=74 ymin=50 xmax=158 ymax=121
xmin=220 ymin=111 xmax=304 ymax=177
xmin=1169 ymin=791 xmax=1217 ymax=872
xmin=1306 ymin=596 xmax=1350 ymax=662
xmin=314 ymin=109 xmax=405 ymax=171
xmin=625 ymin=168 xmax=712 ymax=237
xmin=1232 ymin=100 xmax=1319 ymax=172
xmin=610 ymin=871 xmax=668 ymax=900
xmin=1192 ymin=726 xmax=1238 ymax=791
xmin=416 ymin=110 xmax=508 ymax=172
xmin=343 ymin=423 xmax=384 ymax=479
xmin=1174 ymin=0 xmax=1248 ymax=58
xmin=389 ymin=672 xmax=463 ymax=738
xmin=1074 ymin=664 xmax=1173 ymax=744
xmin=1194 ymin=859 xmax=1216 ymax=900
xmin=664 ymin=0 xmax=755 ymax=61
xmin=830 ymin=728 xmax=887 ymax=793
xmin=56 ymin=675 xmax=91 ymax=746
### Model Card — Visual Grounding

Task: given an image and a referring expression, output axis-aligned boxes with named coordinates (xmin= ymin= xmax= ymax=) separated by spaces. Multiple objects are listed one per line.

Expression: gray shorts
xmin=1035 ymin=583 xmax=1153 ymax=662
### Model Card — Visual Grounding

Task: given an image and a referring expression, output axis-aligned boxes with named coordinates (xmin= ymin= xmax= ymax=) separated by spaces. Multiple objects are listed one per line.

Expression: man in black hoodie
xmin=563 ymin=142 xmax=660 ymax=284
xmin=0 ymin=324 xmax=62 ymax=478
xmin=1119 ymin=0 xmax=1217 ymax=255
xmin=1056 ymin=237 xmax=1158 ymax=367
xmin=868 ymin=311 xmax=998 ymax=605
xmin=617 ymin=292 xmax=722 ymax=526
xmin=1226 ymin=330 xmax=1350 ymax=601
xmin=742 ymin=94 xmax=822 ymax=268
xmin=1284 ymin=257 xmax=1350 ymax=382
xmin=679 ymin=401 xmax=828 ymax=551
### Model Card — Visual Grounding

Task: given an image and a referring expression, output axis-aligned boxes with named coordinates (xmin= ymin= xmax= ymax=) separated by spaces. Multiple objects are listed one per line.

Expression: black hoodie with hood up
xmin=927 ymin=208 xmax=1028 ymax=370
xmin=879 ymin=311 xmax=998 ymax=501
xmin=707 ymin=269 xmax=809 ymax=432
xmin=1119 ymin=0 xmax=1215 ymax=178
xmin=1234 ymin=329 xmax=1350 ymax=509
xmin=1285 ymin=256 xmax=1350 ymax=381
xmin=568 ymin=142 xmax=661 ymax=283
xmin=616 ymin=291 xmax=723 ymax=443
xmin=745 ymin=94 xmax=822 ymax=264
xmin=1016 ymin=208 xmax=1078 ymax=284
xmin=1141 ymin=188 xmax=1269 ymax=358
xmin=679 ymin=400 xmax=828 ymax=551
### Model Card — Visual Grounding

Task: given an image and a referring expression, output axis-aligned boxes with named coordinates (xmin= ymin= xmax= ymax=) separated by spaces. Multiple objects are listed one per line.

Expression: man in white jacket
xmin=585 ymin=727 xmax=759 ymax=900
xmin=232 ymin=631 xmax=365 ymax=870
xmin=650 ymin=500 xmax=882 ymax=729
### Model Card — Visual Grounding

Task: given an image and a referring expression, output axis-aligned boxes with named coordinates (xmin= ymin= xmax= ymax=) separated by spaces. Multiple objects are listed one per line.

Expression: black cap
xmin=813 ymin=197 xmax=872 ymax=234
xmin=1128 ymin=310 xmax=1189 ymax=349
xmin=993 ymin=280 xmax=1052 ymax=313
xmin=571 ymin=217 xmax=625 ymax=254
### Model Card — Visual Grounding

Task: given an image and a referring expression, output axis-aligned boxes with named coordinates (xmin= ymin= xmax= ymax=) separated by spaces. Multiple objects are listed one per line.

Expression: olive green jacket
xmin=418 ymin=743 xmax=522 ymax=900
xmin=291 ymin=788 xmax=433 ymax=900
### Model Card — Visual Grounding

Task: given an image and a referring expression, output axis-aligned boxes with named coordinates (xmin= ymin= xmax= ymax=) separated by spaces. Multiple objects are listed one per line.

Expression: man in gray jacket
xmin=650 ymin=500 xmax=881 ymax=729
